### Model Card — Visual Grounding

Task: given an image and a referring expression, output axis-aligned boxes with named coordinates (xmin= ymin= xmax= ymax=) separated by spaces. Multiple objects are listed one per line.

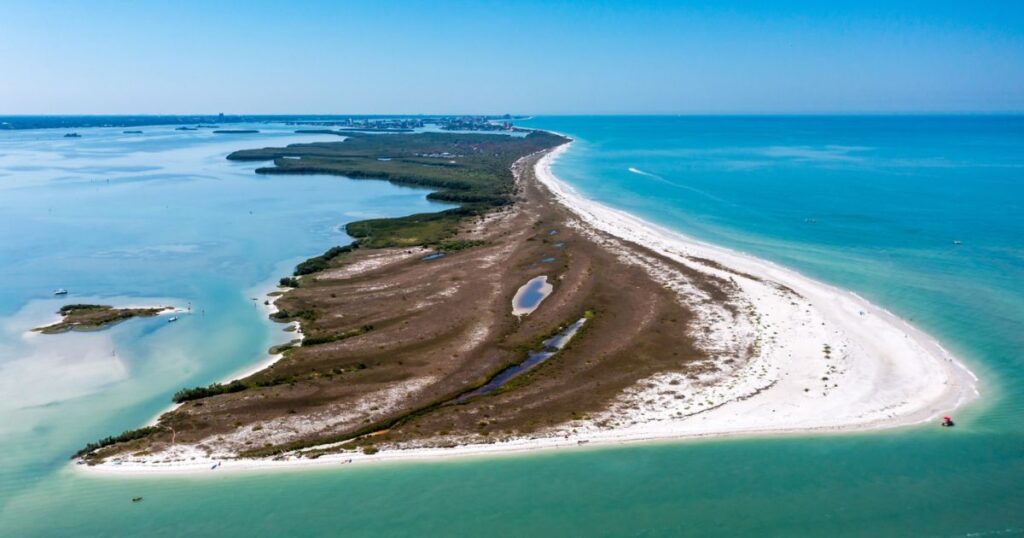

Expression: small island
xmin=213 ymin=129 xmax=260 ymax=134
xmin=294 ymin=129 xmax=347 ymax=136
xmin=34 ymin=304 xmax=172 ymax=334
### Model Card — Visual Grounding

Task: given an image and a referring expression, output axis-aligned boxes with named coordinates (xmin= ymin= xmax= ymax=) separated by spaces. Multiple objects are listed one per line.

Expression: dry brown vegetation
xmin=85 ymin=140 xmax=742 ymax=463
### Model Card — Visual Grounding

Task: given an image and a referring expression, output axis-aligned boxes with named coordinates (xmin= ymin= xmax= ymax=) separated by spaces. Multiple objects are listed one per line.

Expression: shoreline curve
xmin=80 ymin=138 xmax=979 ymax=476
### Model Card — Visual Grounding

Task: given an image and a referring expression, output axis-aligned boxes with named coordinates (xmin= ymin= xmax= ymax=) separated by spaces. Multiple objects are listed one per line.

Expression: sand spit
xmin=533 ymin=143 xmax=978 ymax=437
xmin=83 ymin=142 xmax=978 ymax=476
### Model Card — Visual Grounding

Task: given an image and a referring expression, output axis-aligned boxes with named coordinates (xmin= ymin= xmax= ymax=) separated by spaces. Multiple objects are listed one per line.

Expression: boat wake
xmin=627 ymin=166 xmax=661 ymax=179
xmin=627 ymin=167 xmax=729 ymax=203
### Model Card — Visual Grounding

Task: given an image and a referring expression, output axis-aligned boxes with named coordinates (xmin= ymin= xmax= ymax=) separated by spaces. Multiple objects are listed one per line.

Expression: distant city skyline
xmin=2 ymin=0 xmax=1022 ymax=114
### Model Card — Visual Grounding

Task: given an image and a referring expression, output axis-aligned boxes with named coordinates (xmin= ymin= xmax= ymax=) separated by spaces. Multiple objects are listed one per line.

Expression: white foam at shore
xmin=534 ymin=142 xmax=978 ymax=437
xmin=82 ymin=142 xmax=979 ymax=476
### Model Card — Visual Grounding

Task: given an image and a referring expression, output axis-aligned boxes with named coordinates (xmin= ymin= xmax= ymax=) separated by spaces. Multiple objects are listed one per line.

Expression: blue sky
xmin=1 ymin=1 xmax=1022 ymax=114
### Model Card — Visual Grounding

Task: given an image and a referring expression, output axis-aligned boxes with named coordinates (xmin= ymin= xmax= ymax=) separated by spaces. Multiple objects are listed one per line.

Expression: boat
xmin=168 ymin=316 xmax=178 ymax=323
xmin=131 ymin=497 xmax=143 ymax=503
xmin=953 ymin=240 xmax=963 ymax=245
xmin=53 ymin=288 xmax=68 ymax=295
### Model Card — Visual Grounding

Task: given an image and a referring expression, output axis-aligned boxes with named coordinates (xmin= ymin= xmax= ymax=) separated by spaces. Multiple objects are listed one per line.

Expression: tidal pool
xmin=512 ymin=275 xmax=552 ymax=316
xmin=455 ymin=317 xmax=587 ymax=402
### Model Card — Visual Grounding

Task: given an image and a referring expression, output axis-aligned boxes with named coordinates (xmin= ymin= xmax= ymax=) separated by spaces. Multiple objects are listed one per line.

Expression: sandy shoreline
xmin=82 ymin=141 xmax=979 ymax=476
xmin=141 ymin=283 xmax=301 ymax=428
xmin=535 ymin=142 xmax=977 ymax=434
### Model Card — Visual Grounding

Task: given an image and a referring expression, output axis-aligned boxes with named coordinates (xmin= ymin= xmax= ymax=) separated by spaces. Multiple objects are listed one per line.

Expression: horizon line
xmin=2 ymin=111 xmax=1022 ymax=118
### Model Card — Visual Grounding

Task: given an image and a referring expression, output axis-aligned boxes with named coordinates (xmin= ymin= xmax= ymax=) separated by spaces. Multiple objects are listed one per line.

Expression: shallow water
xmin=3 ymin=116 xmax=1023 ymax=536
xmin=455 ymin=317 xmax=586 ymax=402
xmin=0 ymin=124 xmax=452 ymax=530
xmin=512 ymin=275 xmax=552 ymax=314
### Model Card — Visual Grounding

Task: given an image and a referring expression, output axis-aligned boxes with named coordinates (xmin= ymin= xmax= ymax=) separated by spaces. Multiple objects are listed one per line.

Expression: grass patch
xmin=302 ymin=324 xmax=374 ymax=346
xmin=433 ymin=239 xmax=487 ymax=252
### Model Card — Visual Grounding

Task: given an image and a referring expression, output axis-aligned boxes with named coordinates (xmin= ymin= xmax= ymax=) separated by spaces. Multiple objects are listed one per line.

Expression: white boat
xmin=168 ymin=316 xmax=179 ymax=323
xmin=53 ymin=288 xmax=68 ymax=295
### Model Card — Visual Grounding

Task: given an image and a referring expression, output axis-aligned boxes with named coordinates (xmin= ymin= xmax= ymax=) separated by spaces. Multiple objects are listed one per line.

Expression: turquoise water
xmin=2 ymin=117 xmax=1023 ymax=536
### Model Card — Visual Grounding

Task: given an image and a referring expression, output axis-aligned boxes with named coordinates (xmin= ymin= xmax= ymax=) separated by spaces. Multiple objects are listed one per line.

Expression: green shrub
xmin=228 ymin=131 xmax=567 ymax=251
xmin=270 ymin=309 xmax=317 ymax=322
xmin=294 ymin=244 xmax=356 ymax=276
xmin=433 ymin=239 xmax=486 ymax=252
xmin=171 ymin=380 xmax=248 ymax=403
xmin=58 ymin=304 xmax=109 ymax=314
xmin=74 ymin=426 xmax=162 ymax=457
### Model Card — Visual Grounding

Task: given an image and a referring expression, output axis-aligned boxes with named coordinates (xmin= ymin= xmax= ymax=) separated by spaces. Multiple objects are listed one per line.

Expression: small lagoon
xmin=455 ymin=317 xmax=587 ymax=402
xmin=512 ymin=275 xmax=553 ymax=316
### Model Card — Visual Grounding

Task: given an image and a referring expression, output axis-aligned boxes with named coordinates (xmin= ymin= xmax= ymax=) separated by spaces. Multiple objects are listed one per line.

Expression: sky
xmin=1 ymin=0 xmax=1023 ymax=114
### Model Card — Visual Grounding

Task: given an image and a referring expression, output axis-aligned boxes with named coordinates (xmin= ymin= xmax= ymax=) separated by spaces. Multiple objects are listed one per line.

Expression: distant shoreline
xmin=0 ymin=114 xmax=529 ymax=131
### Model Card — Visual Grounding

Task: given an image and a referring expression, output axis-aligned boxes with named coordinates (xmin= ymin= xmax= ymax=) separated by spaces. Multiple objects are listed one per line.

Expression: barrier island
xmin=76 ymin=130 xmax=975 ymax=471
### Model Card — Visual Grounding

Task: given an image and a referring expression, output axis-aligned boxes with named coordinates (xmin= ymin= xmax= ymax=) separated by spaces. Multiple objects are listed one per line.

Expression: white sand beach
xmin=82 ymin=142 xmax=979 ymax=476
xmin=533 ymin=142 xmax=978 ymax=439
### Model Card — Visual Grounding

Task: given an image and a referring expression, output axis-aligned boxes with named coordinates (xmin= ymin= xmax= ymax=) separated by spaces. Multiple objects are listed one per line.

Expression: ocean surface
xmin=1 ymin=116 xmax=1022 ymax=536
